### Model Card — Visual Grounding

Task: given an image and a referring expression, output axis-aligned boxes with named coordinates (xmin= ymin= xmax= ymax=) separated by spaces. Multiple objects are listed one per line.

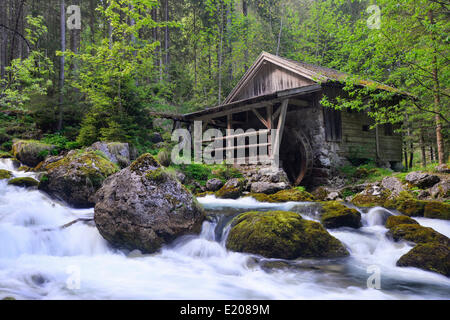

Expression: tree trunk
xmin=58 ymin=0 xmax=66 ymax=131
xmin=429 ymin=10 xmax=445 ymax=165
xmin=420 ymin=129 xmax=427 ymax=167
xmin=164 ymin=0 xmax=169 ymax=77
xmin=243 ymin=0 xmax=248 ymax=70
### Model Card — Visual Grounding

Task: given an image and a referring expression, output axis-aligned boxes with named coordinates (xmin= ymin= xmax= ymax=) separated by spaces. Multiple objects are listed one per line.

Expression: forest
xmin=0 ymin=0 xmax=448 ymax=166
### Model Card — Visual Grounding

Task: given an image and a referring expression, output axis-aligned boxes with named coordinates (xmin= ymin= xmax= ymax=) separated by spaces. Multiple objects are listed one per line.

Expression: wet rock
xmin=7 ymin=177 xmax=39 ymax=188
xmin=320 ymin=201 xmax=362 ymax=229
xmin=384 ymin=191 xmax=425 ymax=217
xmin=351 ymin=185 xmax=391 ymax=207
xmin=248 ymin=188 xmax=315 ymax=203
xmin=423 ymin=201 xmax=450 ymax=220
xmin=385 ymin=215 xmax=419 ymax=229
xmin=405 ymin=172 xmax=440 ymax=189
xmin=386 ymin=223 xmax=449 ymax=245
xmin=417 ymin=190 xmax=431 ymax=200
xmin=206 ymin=178 xmax=224 ymax=192
xmin=39 ymin=150 xmax=119 ymax=208
xmin=89 ymin=142 xmax=131 ymax=168
xmin=0 ymin=169 xmax=12 ymax=180
xmin=94 ymin=154 xmax=204 ymax=254
xmin=226 ymin=211 xmax=349 ymax=259
xmin=397 ymin=243 xmax=449 ymax=277
xmin=12 ymin=140 xmax=56 ymax=167
xmin=250 ymin=181 xmax=288 ymax=195
xmin=216 ymin=178 xmax=246 ymax=199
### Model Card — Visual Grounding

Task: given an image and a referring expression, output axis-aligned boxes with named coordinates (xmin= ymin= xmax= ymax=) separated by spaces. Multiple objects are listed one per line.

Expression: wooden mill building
xmin=183 ymin=52 xmax=404 ymax=187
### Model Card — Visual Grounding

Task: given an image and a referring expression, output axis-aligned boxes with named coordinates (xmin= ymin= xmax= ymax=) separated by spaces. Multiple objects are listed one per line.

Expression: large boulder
xmin=423 ymin=201 xmax=450 ymax=220
xmin=12 ymin=140 xmax=56 ymax=167
xmin=89 ymin=142 xmax=131 ymax=168
xmin=39 ymin=150 xmax=119 ymax=207
xmin=250 ymin=181 xmax=288 ymax=195
xmin=430 ymin=180 xmax=450 ymax=199
xmin=226 ymin=211 xmax=349 ymax=259
xmin=384 ymin=191 xmax=425 ymax=217
xmin=216 ymin=178 xmax=246 ymax=199
xmin=405 ymin=172 xmax=440 ymax=189
xmin=94 ymin=154 xmax=205 ymax=253
xmin=386 ymin=223 xmax=449 ymax=245
xmin=396 ymin=243 xmax=450 ymax=277
xmin=385 ymin=215 xmax=419 ymax=229
xmin=320 ymin=201 xmax=362 ymax=229
xmin=206 ymin=178 xmax=224 ymax=192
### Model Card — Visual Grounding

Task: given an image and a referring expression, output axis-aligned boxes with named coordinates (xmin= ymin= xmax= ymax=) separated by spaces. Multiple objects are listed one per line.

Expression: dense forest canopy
xmin=0 ymin=0 xmax=448 ymax=165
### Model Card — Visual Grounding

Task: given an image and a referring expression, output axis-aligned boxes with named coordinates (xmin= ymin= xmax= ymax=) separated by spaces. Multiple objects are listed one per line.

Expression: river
xmin=0 ymin=159 xmax=449 ymax=299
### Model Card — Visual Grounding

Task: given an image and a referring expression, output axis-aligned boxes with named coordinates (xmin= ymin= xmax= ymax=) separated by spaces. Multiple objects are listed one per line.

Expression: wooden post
xmin=226 ymin=114 xmax=233 ymax=163
xmin=267 ymin=105 xmax=273 ymax=157
xmin=272 ymin=99 xmax=289 ymax=164
xmin=375 ymin=125 xmax=380 ymax=161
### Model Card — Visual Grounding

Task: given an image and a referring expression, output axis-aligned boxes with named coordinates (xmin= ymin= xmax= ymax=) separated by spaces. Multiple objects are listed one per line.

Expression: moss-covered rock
xmin=320 ymin=201 xmax=362 ymax=229
xmin=387 ymin=224 xmax=449 ymax=246
xmin=2 ymin=296 xmax=16 ymax=300
xmin=247 ymin=188 xmax=315 ymax=203
xmin=195 ymin=191 xmax=215 ymax=197
xmin=7 ymin=177 xmax=40 ymax=188
xmin=226 ymin=211 xmax=349 ymax=259
xmin=94 ymin=153 xmax=205 ymax=254
xmin=351 ymin=186 xmax=391 ymax=207
xmin=215 ymin=178 xmax=246 ymax=199
xmin=385 ymin=215 xmax=419 ymax=229
xmin=11 ymin=140 xmax=56 ymax=167
xmin=0 ymin=151 xmax=12 ymax=158
xmin=397 ymin=243 xmax=450 ymax=277
xmin=90 ymin=141 xmax=131 ymax=168
xmin=0 ymin=169 xmax=12 ymax=180
xmin=39 ymin=150 xmax=119 ymax=208
xmin=384 ymin=191 xmax=425 ymax=217
xmin=423 ymin=201 xmax=450 ymax=220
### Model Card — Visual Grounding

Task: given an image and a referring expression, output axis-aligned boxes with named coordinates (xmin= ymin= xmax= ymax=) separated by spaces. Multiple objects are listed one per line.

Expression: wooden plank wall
xmin=234 ymin=63 xmax=314 ymax=102
xmin=338 ymin=109 xmax=402 ymax=162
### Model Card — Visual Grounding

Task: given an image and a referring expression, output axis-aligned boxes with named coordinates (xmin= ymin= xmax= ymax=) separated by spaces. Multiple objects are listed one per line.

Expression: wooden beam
xmin=252 ymin=109 xmax=269 ymax=128
xmin=202 ymin=129 xmax=270 ymax=143
xmin=197 ymin=101 xmax=272 ymax=121
xmin=226 ymin=114 xmax=233 ymax=162
xmin=267 ymin=105 xmax=273 ymax=156
xmin=213 ymin=142 xmax=271 ymax=153
xmin=272 ymin=99 xmax=289 ymax=161
xmin=289 ymin=99 xmax=309 ymax=108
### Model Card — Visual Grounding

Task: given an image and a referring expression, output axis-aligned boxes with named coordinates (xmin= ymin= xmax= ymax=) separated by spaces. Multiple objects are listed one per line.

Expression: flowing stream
xmin=0 ymin=159 xmax=449 ymax=300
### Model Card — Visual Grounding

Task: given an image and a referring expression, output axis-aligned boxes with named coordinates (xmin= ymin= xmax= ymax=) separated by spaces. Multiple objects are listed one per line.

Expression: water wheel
xmin=279 ymin=127 xmax=313 ymax=186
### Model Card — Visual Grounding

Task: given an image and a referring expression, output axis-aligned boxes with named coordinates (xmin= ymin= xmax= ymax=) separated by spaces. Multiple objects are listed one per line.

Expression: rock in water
xmin=94 ymin=154 xmax=205 ymax=253
xmin=216 ymin=178 xmax=246 ymax=199
xmin=39 ymin=150 xmax=118 ymax=208
xmin=12 ymin=140 xmax=56 ymax=167
xmin=320 ymin=201 xmax=362 ymax=229
xmin=397 ymin=243 xmax=450 ymax=277
xmin=226 ymin=211 xmax=349 ymax=259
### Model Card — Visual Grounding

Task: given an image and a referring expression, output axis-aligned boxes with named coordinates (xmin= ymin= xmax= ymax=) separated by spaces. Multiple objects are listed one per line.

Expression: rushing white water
xmin=0 ymin=159 xmax=449 ymax=300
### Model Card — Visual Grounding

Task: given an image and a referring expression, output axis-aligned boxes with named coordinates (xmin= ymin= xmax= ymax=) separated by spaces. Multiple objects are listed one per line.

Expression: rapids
xmin=0 ymin=159 xmax=449 ymax=299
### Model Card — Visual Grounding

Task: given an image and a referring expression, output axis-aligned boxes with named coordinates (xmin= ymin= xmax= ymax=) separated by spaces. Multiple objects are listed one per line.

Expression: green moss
xmin=247 ymin=188 xmax=315 ymax=203
xmin=320 ymin=201 xmax=362 ymax=229
xmin=397 ymin=243 xmax=450 ymax=277
xmin=45 ymin=150 xmax=118 ymax=189
xmin=145 ymin=167 xmax=168 ymax=183
xmin=385 ymin=215 xmax=419 ymax=229
xmin=387 ymin=224 xmax=449 ymax=245
xmin=384 ymin=191 xmax=425 ymax=217
xmin=195 ymin=191 xmax=214 ymax=197
xmin=7 ymin=177 xmax=39 ymax=188
xmin=423 ymin=201 xmax=450 ymax=220
xmin=0 ymin=151 xmax=12 ymax=158
xmin=351 ymin=188 xmax=391 ymax=207
xmin=312 ymin=187 xmax=328 ymax=201
xmin=215 ymin=178 xmax=246 ymax=199
xmin=0 ymin=169 xmax=12 ymax=180
xmin=226 ymin=211 xmax=349 ymax=259
xmin=12 ymin=140 xmax=55 ymax=166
